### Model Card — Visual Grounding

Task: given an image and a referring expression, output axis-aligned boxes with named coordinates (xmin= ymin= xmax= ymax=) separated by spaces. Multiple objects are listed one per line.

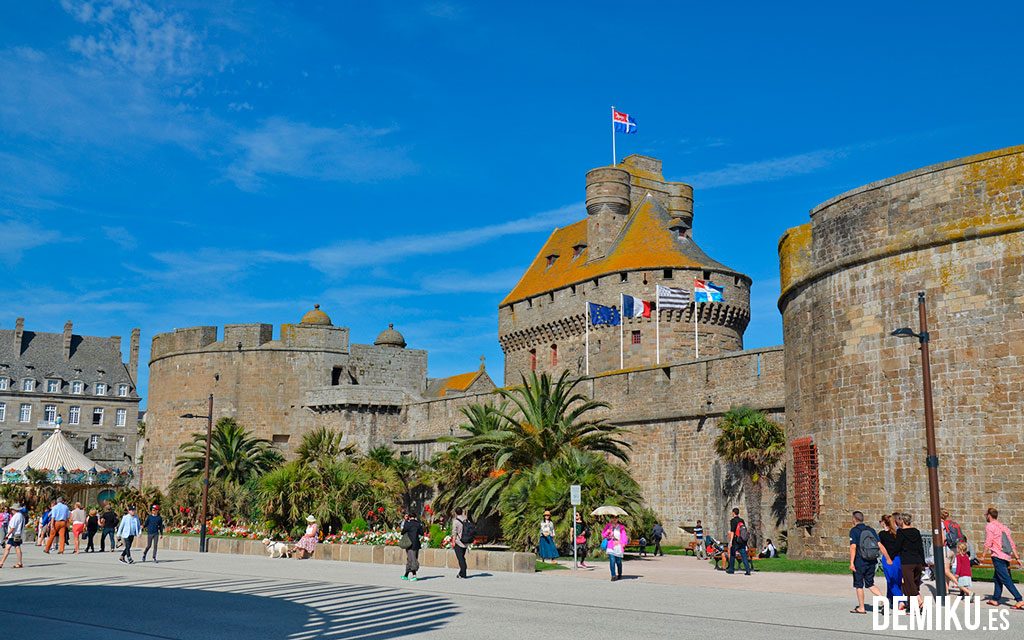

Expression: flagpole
xmin=610 ymin=105 xmax=616 ymax=166
xmin=694 ymin=299 xmax=700 ymax=359
xmin=585 ymin=301 xmax=590 ymax=376
xmin=656 ymin=295 xmax=661 ymax=365
xmin=619 ymin=293 xmax=624 ymax=370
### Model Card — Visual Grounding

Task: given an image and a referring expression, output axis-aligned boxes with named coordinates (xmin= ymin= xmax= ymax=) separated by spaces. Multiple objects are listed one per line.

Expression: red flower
xmin=378 ymin=507 xmax=384 ymax=512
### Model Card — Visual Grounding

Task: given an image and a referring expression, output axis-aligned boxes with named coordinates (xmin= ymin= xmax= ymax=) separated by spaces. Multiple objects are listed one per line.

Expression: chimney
xmin=129 ymin=328 xmax=140 ymax=382
xmin=63 ymin=321 xmax=73 ymax=360
xmin=14 ymin=317 xmax=24 ymax=356
xmin=111 ymin=336 xmax=121 ymax=358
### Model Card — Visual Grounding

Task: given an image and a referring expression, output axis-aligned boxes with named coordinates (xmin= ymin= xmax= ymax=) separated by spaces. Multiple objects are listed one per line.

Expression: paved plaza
xmin=1 ymin=546 xmax=1012 ymax=638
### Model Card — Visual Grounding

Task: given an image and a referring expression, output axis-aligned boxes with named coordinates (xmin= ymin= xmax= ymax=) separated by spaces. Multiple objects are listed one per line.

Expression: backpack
xmin=1002 ymin=531 xmax=1015 ymax=556
xmin=945 ymin=520 xmax=965 ymax=549
xmin=460 ymin=519 xmax=477 ymax=545
xmin=735 ymin=522 xmax=749 ymax=544
xmin=859 ymin=528 xmax=881 ymax=561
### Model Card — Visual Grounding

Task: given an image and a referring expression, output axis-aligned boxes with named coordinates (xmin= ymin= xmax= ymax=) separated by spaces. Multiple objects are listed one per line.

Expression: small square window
xmin=92 ymin=407 xmax=104 ymax=426
xmin=272 ymin=434 xmax=290 ymax=444
xmin=22 ymin=379 xmax=35 ymax=392
xmin=631 ymin=330 xmax=641 ymax=345
xmin=572 ymin=245 xmax=586 ymax=259
xmin=46 ymin=379 xmax=59 ymax=393
xmin=117 ymin=384 xmax=129 ymax=397
xmin=619 ymin=273 xmax=628 ymax=283
xmin=663 ymin=269 xmax=673 ymax=279
xmin=71 ymin=381 xmax=83 ymax=394
xmin=545 ymin=254 xmax=558 ymax=268
xmin=95 ymin=383 xmax=107 ymax=396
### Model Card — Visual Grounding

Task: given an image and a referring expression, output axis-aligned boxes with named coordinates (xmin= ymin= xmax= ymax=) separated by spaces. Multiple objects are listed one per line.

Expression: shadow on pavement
xmin=0 ymin=576 xmax=459 ymax=639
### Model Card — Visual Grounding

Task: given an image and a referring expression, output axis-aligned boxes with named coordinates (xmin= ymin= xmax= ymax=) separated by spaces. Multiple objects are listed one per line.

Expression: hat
xmin=151 ymin=504 xmax=160 ymax=509
xmin=305 ymin=515 xmax=316 ymax=523
xmin=128 ymin=505 xmax=136 ymax=511
xmin=543 ymin=510 xmax=551 ymax=517
xmin=10 ymin=503 xmax=22 ymax=510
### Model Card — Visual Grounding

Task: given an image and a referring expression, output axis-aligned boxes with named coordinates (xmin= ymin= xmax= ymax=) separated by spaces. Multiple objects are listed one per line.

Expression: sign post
xmin=570 ymin=484 xmax=581 ymax=570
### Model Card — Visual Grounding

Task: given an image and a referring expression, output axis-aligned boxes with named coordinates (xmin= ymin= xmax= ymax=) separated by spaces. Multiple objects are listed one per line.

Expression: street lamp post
xmin=181 ymin=393 xmax=214 ymax=553
xmin=892 ymin=292 xmax=946 ymax=599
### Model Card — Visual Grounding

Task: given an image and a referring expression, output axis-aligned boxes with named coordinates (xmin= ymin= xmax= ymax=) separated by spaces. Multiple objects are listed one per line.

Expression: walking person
xmin=878 ymin=514 xmax=903 ymax=605
xmin=953 ymin=541 xmax=974 ymax=598
xmin=0 ymin=504 xmax=25 ymax=568
xmin=941 ymin=509 xmax=966 ymax=593
xmin=85 ymin=509 xmax=99 ymax=553
xmin=983 ymin=507 xmax=1024 ymax=609
xmin=890 ymin=512 xmax=926 ymax=610
xmin=70 ymin=502 xmax=87 ymax=554
xmin=848 ymin=511 xmax=885 ymax=614
xmin=141 ymin=504 xmax=164 ymax=563
xmin=726 ymin=507 xmax=752 ymax=575
xmin=116 ymin=506 xmax=141 ymax=564
xmin=44 ymin=497 xmax=70 ymax=554
xmin=37 ymin=501 xmax=54 ymax=547
xmin=694 ymin=519 xmax=706 ymax=559
xmin=401 ymin=512 xmax=424 ymax=581
xmin=651 ymin=522 xmax=665 ymax=557
xmin=0 ymin=502 xmax=9 ymax=549
xmin=573 ymin=512 xmax=590 ymax=569
xmin=451 ymin=507 xmax=470 ymax=579
xmin=601 ymin=515 xmax=628 ymax=581
xmin=99 ymin=503 xmax=118 ymax=552
xmin=538 ymin=511 xmax=558 ymax=564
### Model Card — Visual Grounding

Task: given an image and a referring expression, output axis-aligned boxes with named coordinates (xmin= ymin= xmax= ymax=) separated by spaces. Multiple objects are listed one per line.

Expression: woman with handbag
xmin=400 ymin=512 xmax=424 ymax=581
xmin=573 ymin=512 xmax=590 ymax=568
xmin=538 ymin=511 xmax=558 ymax=563
xmin=601 ymin=515 xmax=629 ymax=582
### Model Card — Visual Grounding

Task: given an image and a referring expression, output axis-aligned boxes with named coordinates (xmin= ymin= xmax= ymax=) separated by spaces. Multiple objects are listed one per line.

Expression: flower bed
xmin=167 ymin=523 xmax=439 ymax=547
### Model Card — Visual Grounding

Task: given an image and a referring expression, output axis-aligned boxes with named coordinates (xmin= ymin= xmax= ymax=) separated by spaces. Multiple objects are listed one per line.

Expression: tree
xmin=172 ymin=418 xmax=283 ymax=488
xmin=362 ymin=446 xmax=426 ymax=513
xmin=713 ymin=406 xmax=785 ymax=547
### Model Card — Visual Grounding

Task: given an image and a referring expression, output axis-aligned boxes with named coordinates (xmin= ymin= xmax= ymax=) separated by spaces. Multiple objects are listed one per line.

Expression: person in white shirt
xmin=116 ymin=506 xmax=142 ymax=565
xmin=0 ymin=504 xmax=26 ymax=568
xmin=759 ymin=539 xmax=778 ymax=558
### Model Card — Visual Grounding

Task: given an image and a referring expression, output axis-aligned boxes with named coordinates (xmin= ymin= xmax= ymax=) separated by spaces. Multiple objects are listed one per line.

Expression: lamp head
xmin=891 ymin=328 xmax=917 ymax=339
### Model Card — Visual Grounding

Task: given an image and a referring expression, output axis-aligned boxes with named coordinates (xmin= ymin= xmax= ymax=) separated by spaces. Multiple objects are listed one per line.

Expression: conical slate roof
xmin=3 ymin=429 xmax=107 ymax=473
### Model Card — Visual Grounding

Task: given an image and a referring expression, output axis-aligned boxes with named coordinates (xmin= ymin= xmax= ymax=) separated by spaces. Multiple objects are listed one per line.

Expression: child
xmin=954 ymin=540 xmax=973 ymax=597
xmin=638 ymin=536 xmax=648 ymax=557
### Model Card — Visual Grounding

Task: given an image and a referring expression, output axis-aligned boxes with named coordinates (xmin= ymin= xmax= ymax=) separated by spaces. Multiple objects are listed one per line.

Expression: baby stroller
xmin=705 ymin=535 xmax=727 ymax=569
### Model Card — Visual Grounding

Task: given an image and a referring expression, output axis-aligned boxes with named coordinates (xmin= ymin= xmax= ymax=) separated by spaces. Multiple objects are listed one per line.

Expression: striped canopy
xmin=3 ymin=429 xmax=108 ymax=473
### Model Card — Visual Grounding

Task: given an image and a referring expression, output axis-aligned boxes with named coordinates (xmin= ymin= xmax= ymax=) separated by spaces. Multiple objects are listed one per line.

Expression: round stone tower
xmin=779 ymin=146 xmax=1024 ymax=559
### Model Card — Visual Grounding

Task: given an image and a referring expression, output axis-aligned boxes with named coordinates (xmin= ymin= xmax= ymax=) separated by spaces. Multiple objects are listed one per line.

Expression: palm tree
xmin=172 ymin=418 xmax=283 ymax=487
xmin=296 ymin=426 xmax=355 ymax=467
xmin=363 ymin=446 xmax=427 ymax=513
xmin=713 ymin=406 xmax=785 ymax=547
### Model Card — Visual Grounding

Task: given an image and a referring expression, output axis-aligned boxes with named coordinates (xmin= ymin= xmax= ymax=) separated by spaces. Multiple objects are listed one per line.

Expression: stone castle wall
xmin=498 ymin=267 xmax=750 ymax=384
xmin=403 ymin=347 xmax=786 ymax=544
xmin=779 ymin=146 xmax=1024 ymax=559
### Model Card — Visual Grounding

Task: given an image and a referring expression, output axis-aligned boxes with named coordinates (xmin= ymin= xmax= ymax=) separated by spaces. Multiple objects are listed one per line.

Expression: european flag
xmin=589 ymin=302 xmax=621 ymax=326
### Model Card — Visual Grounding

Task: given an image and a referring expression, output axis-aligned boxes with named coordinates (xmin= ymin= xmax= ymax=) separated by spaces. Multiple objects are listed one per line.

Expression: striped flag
xmin=657 ymin=285 xmax=691 ymax=309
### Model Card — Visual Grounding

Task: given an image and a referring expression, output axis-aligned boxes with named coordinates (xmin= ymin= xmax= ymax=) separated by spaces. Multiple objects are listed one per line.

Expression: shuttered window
xmin=792 ymin=437 xmax=820 ymax=524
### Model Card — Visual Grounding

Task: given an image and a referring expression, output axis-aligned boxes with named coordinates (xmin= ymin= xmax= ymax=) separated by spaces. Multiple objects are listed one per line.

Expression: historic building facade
xmin=0 ymin=318 xmax=141 ymax=471
xmin=779 ymin=146 xmax=1024 ymax=558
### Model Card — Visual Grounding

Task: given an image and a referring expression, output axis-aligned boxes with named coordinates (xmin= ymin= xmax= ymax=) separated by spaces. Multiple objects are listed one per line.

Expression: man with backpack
xmin=983 ymin=507 xmax=1024 ymax=609
xmin=849 ymin=510 xmax=884 ymax=614
xmin=726 ymin=507 xmax=752 ymax=576
xmin=451 ymin=507 xmax=474 ymax=579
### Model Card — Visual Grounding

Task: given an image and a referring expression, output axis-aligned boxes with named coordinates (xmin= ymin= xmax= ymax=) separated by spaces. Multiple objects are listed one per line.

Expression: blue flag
xmin=694 ymin=279 xmax=724 ymax=303
xmin=612 ymin=109 xmax=637 ymax=134
xmin=589 ymin=302 xmax=621 ymax=326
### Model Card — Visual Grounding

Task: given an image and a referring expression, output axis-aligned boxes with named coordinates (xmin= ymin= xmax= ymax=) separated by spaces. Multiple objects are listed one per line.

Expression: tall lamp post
xmin=181 ymin=393 xmax=214 ymax=553
xmin=892 ymin=292 xmax=946 ymax=598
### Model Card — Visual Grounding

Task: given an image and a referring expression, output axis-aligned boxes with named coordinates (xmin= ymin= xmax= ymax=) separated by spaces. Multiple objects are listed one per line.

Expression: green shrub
xmin=428 ymin=523 xmax=445 ymax=548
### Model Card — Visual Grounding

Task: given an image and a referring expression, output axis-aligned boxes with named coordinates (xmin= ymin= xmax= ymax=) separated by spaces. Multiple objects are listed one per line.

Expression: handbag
xmin=600 ymin=539 xmax=608 ymax=551
xmin=398 ymin=533 xmax=413 ymax=550
xmin=575 ymin=534 xmax=586 ymax=545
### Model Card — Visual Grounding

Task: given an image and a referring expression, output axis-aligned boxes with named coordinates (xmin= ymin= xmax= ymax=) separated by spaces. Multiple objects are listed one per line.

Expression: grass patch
xmin=535 ymin=560 xmax=569 ymax=572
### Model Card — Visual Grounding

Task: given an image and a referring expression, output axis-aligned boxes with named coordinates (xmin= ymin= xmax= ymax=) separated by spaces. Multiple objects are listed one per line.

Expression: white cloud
xmin=102 ymin=225 xmax=138 ymax=250
xmin=0 ymin=218 xmax=65 ymax=265
xmin=684 ymin=148 xmax=847 ymax=189
xmin=225 ymin=117 xmax=417 ymax=190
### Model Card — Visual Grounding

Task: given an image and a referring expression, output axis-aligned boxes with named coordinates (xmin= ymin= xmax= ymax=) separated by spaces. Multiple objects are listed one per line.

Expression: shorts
xmin=7 ymin=538 xmax=21 ymax=548
xmin=902 ymin=563 xmax=924 ymax=596
xmin=853 ymin=560 xmax=875 ymax=589
xmin=957 ymin=576 xmax=973 ymax=589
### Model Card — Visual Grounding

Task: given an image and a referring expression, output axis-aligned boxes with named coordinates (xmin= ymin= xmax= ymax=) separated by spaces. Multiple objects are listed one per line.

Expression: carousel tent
xmin=3 ymin=429 xmax=108 ymax=473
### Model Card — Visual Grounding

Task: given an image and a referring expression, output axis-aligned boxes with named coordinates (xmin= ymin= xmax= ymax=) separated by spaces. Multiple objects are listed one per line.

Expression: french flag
xmin=623 ymin=294 xmax=652 ymax=318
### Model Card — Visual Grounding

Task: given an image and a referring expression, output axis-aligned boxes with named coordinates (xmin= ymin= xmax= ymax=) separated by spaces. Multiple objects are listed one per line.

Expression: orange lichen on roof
xmin=501 ymin=196 xmax=723 ymax=306
xmin=436 ymin=371 xmax=482 ymax=396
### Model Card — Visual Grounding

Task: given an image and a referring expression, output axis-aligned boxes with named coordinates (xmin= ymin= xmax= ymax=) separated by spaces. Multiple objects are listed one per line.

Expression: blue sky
xmin=2 ymin=2 xmax=1022 ymax=405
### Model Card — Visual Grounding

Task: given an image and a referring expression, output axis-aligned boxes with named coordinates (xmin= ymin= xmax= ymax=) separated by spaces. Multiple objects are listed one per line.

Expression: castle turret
xmin=585 ymin=166 xmax=631 ymax=260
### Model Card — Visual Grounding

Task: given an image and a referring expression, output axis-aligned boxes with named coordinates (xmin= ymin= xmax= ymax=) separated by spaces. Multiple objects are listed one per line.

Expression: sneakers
xmin=152 ymin=559 xmax=159 ymax=564
xmin=128 ymin=559 xmax=135 ymax=564
xmin=119 ymin=557 xmax=127 ymax=564
xmin=401 ymin=576 xmax=409 ymax=581
xmin=409 ymin=576 xmax=418 ymax=582
xmin=141 ymin=556 xmax=147 ymax=562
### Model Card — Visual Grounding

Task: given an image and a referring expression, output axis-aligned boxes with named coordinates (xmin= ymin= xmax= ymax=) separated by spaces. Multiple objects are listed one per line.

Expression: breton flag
xmin=612 ymin=109 xmax=637 ymax=134
xmin=694 ymin=279 xmax=725 ymax=302
xmin=589 ymin=302 xmax=621 ymax=326
xmin=622 ymin=294 xmax=652 ymax=319
xmin=656 ymin=285 xmax=690 ymax=309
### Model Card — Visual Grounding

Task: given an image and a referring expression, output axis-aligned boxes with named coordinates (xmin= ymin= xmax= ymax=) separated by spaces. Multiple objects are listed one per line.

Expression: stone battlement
xmin=150 ymin=322 xmax=350 ymax=362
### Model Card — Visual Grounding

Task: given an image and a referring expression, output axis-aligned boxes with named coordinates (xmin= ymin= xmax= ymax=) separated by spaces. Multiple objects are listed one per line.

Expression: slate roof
xmin=501 ymin=194 xmax=743 ymax=306
xmin=0 ymin=328 xmax=138 ymax=395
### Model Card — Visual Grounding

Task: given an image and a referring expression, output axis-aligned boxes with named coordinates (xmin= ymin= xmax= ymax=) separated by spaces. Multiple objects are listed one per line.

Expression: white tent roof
xmin=3 ymin=429 xmax=108 ymax=473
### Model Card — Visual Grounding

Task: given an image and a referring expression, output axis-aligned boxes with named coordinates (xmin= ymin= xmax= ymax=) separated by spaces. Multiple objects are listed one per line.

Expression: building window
xmin=115 ymin=408 xmax=127 ymax=427
xmin=92 ymin=407 xmax=104 ymax=426
xmin=529 ymin=348 xmax=537 ymax=371
xmin=545 ymin=254 xmax=558 ymax=268
xmin=548 ymin=292 xmax=554 ymax=302
xmin=88 ymin=434 xmax=100 ymax=451
xmin=619 ymin=272 xmax=628 ymax=283
xmin=792 ymin=437 xmax=820 ymax=524
xmin=22 ymin=379 xmax=34 ymax=392
xmin=46 ymin=379 xmax=59 ymax=393
xmin=631 ymin=330 xmax=641 ymax=345
xmin=117 ymin=384 xmax=129 ymax=397
xmin=0 ymin=402 xmax=5 ymax=422
xmin=570 ymin=284 xmax=577 ymax=296
xmin=44 ymin=404 xmax=57 ymax=424
xmin=572 ymin=244 xmax=586 ymax=259
xmin=19 ymin=404 xmax=31 ymax=423
xmin=95 ymin=383 xmax=107 ymax=396
xmin=69 ymin=406 xmax=81 ymax=425
xmin=71 ymin=380 xmax=83 ymax=394
xmin=527 ymin=298 xmax=533 ymax=309
xmin=663 ymin=269 xmax=673 ymax=279
xmin=593 ymin=277 xmax=599 ymax=288
xmin=734 ymin=275 xmax=742 ymax=286
xmin=702 ymin=270 xmax=711 ymax=280
xmin=272 ymin=434 xmax=290 ymax=444
xmin=0 ymin=377 xmax=7 ymax=390
xmin=550 ymin=344 xmax=558 ymax=366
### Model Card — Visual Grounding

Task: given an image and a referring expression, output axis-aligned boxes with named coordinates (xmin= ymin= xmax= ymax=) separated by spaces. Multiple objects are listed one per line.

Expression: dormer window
xmin=21 ymin=379 xmax=34 ymax=392
xmin=670 ymin=225 xmax=687 ymax=239
xmin=95 ymin=382 xmax=107 ymax=396
xmin=71 ymin=381 xmax=83 ymax=394
xmin=0 ymin=377 xmax=7 ymax=390
xmin=545 ymin=254 xmax=559 ymax=268
xmin=572 ymin=244 xmax=586 ymax=259
xmin=46 ymin=379 xmax=60 ymax=393
xmin=117 ymin=384 xmax=129 ymax=397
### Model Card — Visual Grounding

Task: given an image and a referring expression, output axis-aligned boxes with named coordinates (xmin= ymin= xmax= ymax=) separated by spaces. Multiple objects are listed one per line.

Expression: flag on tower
xmin=622 ymin=294 xmax=652 ymax=319
xmin=588 ymin=302 xmax=621 ymax=326
xmin=694 ymin=279 xmax=724 ymax=302
xmin=612 ymin=109 xmax=637 ymax=134
xmin=656 ymin=285 xmax=690 ymax=309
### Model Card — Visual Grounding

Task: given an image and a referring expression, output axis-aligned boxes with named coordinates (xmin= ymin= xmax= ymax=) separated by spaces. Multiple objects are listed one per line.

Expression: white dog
xmin=262 ymin=538 xmax=291 ymax=558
